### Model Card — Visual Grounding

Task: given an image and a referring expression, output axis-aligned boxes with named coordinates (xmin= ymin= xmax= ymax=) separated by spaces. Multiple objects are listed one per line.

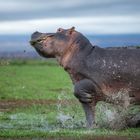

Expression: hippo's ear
xmin=68 ymin=27 xmax=75 ymax=35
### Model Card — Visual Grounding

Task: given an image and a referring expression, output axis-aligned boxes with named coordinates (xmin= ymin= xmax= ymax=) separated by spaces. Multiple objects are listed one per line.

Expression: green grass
xmin=0 ymin=59 xmax=140 ymax=139
xmin=0 ymin=59 xmax=73 ymax=99
xmin=0 ymin=128 xmax=140 ymax=139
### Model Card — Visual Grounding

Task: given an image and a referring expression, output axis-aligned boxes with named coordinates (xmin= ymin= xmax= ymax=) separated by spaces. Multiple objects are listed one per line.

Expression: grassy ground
xmin=0 ymin=59 xmax=73 ymax=99
xmin=0 ymin=59 xmax=140 ymax=139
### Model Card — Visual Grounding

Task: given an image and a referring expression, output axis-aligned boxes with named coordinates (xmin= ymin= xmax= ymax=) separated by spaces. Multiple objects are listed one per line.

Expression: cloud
xmin=0 ymin=16 xmax=140 ymax=35
xmin=0 ymin=0 xmax=140 ymax=34
xmin=0 ymin=0 xmax=140 ymax=21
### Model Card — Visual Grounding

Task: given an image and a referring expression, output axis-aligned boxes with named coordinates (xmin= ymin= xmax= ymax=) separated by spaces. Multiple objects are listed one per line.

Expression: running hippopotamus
xmin=30 ymin=27 xmax=140 ymax=128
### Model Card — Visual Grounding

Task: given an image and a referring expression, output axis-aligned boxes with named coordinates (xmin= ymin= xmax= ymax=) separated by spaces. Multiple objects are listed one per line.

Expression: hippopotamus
xmin=30 ymin=27 xmax=140 ymax=128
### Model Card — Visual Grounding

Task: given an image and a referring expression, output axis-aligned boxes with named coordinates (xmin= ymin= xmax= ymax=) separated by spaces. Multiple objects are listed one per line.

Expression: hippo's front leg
xmin=74 ymin=79 xmax=97 ymax=128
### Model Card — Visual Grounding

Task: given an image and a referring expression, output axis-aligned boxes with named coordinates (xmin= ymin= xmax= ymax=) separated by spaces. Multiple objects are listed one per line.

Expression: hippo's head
xmin=30 ymin=27 xmax=80 ymax=58
xmin=30 ymin=27 xmax=92 ymax=60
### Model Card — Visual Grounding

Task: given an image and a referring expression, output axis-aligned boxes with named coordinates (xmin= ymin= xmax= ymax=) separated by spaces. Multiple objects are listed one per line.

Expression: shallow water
xmin=0 ymin=92 xmax=140 ymax=140
xmin=0 ymin=92 xmax=85 ymax=131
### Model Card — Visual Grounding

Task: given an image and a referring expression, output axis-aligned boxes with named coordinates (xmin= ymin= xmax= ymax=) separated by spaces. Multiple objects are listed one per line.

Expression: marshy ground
xmin=0 ymin=59 xmax=140 ymax=139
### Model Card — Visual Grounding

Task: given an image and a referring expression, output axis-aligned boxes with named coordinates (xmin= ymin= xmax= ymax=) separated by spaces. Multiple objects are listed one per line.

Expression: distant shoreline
xmin=0 ymin=34 xmax=140 ymax=55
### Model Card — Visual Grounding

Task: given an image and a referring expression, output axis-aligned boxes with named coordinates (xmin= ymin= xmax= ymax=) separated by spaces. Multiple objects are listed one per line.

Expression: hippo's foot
xmin=82 ymin=102 xmax=96 ymax=128
xmin=74 ymin=79 xmax=97 ymax=128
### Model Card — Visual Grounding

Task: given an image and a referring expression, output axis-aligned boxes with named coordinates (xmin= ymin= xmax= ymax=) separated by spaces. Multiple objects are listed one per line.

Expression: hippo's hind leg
xmin=74 ymin=79 xmax=97 ymax=128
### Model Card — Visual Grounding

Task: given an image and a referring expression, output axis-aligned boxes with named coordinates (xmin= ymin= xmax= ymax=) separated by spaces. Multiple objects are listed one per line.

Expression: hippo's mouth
xmin=30 ymin=39 xmax=44 ymax=50
xmin=30 ymin=34 xmax=55 ymax=49
xmin=30 ymin=39 xmax=54 ymax=58
xmin=30 ymin=33 xmax=54 ymax=45
xmin=30 ymin=32 xmax=55 ymax=58
xmin=30 ymin=37 xmax=45 ymax=46
xmin=30 ymin=39 xmax=41 ymax=46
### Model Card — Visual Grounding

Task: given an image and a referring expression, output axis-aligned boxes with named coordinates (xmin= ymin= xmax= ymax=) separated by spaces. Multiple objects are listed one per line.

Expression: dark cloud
xmin=0 ymin=0 xmax=140 ymax=21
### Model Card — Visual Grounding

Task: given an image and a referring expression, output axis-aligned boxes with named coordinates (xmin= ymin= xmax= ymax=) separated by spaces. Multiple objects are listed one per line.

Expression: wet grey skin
xmin=30 ymin=27 xmax=140 ymax=128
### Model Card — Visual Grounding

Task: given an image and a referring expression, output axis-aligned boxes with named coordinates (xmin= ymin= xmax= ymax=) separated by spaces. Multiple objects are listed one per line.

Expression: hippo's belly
xmin=100 ymin=80 xmax=140 ymax=107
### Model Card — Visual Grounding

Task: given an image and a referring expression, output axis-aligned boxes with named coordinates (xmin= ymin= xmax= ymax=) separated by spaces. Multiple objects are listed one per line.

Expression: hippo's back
xmin=86 ymin=46 xmax=140 ymax=81
xmin=85 ymin=47 xmax=140 ymax=105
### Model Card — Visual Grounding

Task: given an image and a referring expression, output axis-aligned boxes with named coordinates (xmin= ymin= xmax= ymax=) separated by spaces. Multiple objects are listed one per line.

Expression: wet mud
xmin=0 ymin=99 xmax=78 ymax=111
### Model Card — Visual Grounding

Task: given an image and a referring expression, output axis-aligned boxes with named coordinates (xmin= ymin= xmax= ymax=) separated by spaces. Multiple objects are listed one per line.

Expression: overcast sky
xmin=0 ymin=0 xmax=140 ymax=35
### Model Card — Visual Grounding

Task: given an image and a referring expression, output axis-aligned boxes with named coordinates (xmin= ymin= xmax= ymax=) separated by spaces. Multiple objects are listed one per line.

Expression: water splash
xmin=0 ymin=113 xmax=50 ymax=131
xmin=96 ymin=101 xmax=127 ymax=129
xmin=0 ymin=89 xmax=139 ymax=131
xmin=56 ymin=90 xmax=85 ymax=129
